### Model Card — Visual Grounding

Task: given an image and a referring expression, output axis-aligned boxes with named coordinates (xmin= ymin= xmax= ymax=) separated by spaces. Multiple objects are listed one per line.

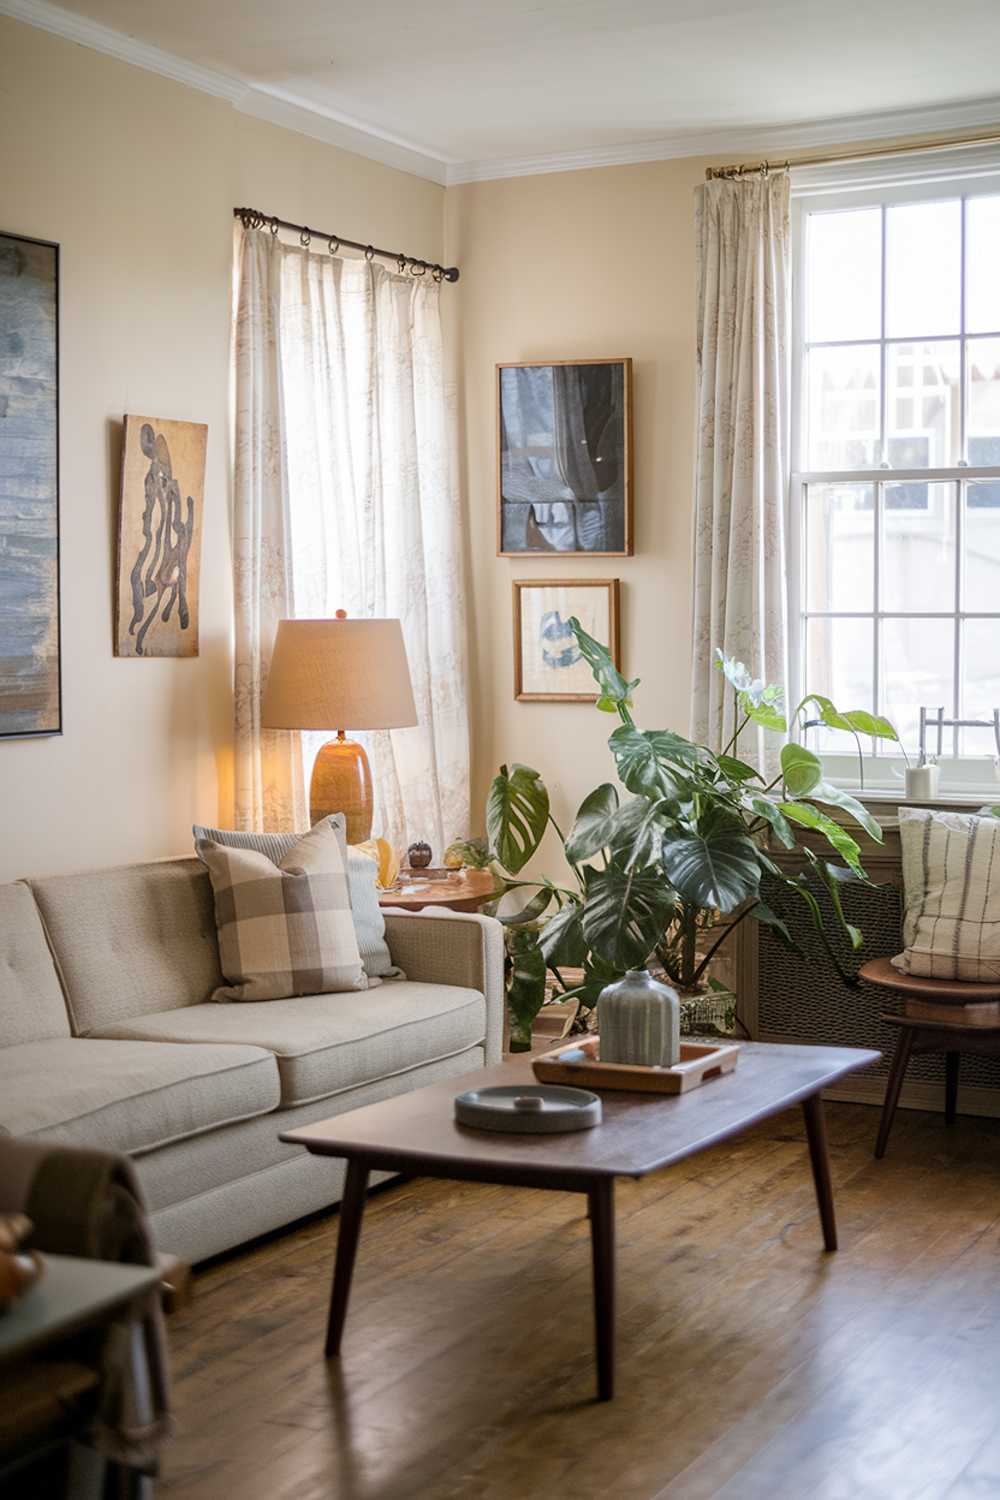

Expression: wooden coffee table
xmin=281 ymin=1042 xmax=878 ymax=1401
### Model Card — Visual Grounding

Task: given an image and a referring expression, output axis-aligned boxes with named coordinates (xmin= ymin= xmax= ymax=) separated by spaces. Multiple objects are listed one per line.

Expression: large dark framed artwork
xmin=115 ymin=414 xmax=207 ymax=657
xmin=498 ymin=357 xmax=632 ymax=557
xmin=0 ymin=232 xmax=61 ymax=739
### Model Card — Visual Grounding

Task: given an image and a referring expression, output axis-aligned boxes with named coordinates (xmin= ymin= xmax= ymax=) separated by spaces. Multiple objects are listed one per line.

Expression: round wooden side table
xmin=377 ymin=867 xmax=499 ymax=914
xmin=859 ymin=956 xmax=1000 ymax=1159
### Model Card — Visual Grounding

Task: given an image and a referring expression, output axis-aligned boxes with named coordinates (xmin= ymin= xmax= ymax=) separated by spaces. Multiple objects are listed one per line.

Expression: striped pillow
xmin=893 ymin=807 xmax=1000 ymax=982
xmin=196 ymin=820 xmax=368 ymax=1002
xmin=193 ymin=818 xmax=399 ymax=979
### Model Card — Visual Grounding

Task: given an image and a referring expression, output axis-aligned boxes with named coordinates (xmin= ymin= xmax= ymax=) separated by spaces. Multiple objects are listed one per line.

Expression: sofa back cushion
xmin=0 ymin=882 xmax=71 ymax=1045
xmin=29 ymin=859 xmax=224 ymax=1035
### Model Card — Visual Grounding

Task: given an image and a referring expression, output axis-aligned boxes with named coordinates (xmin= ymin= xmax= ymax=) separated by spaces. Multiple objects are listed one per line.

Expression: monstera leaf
xmin=539 ymin=899 xmax=587 ymax=968
xmin=660 ymin=811 xmax=761 ymax=912
xmin=568 ymin=616 xmax=638 ymax=714
xmin=581 ymin=864 xmax=675 ymax=969
xmin=780 ymin=743 xmax=823 ymax=798
xmin=779 ymin=801 xmax=864 ymax=875
xmin=564 ymin=784 xmax=620 ymax=863
xmin=504 ymin=927 xmax=548 ymax=1047
xmin=486 ymin=763 xmax=549 ymax=875
xmin=608 ymin=726 xmax=702 ymax=800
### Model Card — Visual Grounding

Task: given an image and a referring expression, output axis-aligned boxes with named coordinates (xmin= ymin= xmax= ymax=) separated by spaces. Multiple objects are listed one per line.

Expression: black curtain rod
xmin=234 ymin=206 xmax=460 ymax=283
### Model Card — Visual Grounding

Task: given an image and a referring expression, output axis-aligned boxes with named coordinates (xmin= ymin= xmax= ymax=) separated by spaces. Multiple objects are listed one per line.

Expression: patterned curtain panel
xmin=232 ymin=229 xmax=305 ymax=831
xmin=690 ymin=173 xmax=791 ymax=771
xmin=233 ymin=228 xmax=470 ymax=850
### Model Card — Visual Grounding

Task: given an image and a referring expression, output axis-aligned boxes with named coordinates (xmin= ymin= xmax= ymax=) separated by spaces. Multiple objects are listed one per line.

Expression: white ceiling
xmin=9 ymin=0 xmax=1000 ymax=182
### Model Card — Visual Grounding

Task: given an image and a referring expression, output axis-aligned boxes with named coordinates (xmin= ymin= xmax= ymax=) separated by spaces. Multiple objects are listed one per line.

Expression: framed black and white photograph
xmin=497 ymin=357 xmax=632 ymax=557
xmin=513 ymin=578 xmax=621 ymax=702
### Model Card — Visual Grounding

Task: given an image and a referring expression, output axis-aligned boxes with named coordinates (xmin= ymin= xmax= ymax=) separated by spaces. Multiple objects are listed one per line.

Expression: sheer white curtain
xmin=690 ymin=172 xmax=791 ymax=769
xmin=233 ymin=228 xmax=469 ymax=850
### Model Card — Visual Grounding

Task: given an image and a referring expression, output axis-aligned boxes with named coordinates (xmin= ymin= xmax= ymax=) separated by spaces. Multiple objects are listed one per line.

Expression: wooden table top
xmin=378 ymin=867 xmax=498 ymax=912
xmin=282 ymin=1042 xmax=880 ymax=1182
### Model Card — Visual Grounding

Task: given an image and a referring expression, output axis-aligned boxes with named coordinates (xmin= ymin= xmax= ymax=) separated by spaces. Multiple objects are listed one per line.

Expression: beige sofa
xmin=0 ymin=859 xmax=504 ymax=1264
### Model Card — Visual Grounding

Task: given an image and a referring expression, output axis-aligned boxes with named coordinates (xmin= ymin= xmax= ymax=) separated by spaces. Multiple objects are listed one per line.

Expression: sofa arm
xmin=382 ymin=909 xmax=505 ymax=1065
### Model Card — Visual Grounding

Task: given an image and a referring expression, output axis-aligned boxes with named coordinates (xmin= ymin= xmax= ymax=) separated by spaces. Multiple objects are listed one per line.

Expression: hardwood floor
xmin=160 ymin=1102 xmax=1000 ymax=1500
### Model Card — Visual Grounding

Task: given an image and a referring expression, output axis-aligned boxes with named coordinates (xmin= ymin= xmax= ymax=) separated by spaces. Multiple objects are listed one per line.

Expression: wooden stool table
xmin=378 ymin=867 xmax=498 ymax=913
xmin=859 ymin=956 xmax=1000 ymax=1159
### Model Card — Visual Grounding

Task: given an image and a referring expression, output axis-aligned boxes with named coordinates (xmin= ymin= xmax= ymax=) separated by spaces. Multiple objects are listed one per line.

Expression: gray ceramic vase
xmin=598 ymin=968 xmax=681 ymax=1069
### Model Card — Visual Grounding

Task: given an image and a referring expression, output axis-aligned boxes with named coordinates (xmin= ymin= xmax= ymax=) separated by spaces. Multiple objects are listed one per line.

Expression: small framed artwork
xmin=115 ymin=414 xmax=208 ymax=657
xmin=497 ymin=357 xmax=632 ymax=557
xmin=513 ymin=579 xmax=621 ymax=702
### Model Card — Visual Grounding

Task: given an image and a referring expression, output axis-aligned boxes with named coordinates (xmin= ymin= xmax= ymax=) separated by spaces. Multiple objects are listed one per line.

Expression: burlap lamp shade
xmin=261 ymin=614 xmax=417 ymax=842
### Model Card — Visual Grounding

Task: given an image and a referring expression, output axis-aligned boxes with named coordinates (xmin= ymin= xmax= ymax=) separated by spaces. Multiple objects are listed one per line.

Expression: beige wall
xmin=0 ymin=16 xmax=443 ymax=882
xmin=445 ymin=159 xmax=712 ymax=866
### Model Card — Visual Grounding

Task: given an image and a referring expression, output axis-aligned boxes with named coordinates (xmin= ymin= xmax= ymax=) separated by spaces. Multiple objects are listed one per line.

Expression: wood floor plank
xmin=159 ymin=1103 xmax=1000 ymax=1500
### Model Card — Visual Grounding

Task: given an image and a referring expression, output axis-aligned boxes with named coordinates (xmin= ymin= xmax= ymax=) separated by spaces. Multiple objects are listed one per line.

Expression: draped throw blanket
xmin=691 ymin=173 xmax=791 ymax=770
xmin=233 ymin=228 xmax=470 ymax=851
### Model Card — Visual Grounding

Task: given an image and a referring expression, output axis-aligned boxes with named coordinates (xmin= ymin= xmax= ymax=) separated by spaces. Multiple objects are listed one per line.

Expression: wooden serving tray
xmin=532 ymin=1035 xmax=739 ymax=1094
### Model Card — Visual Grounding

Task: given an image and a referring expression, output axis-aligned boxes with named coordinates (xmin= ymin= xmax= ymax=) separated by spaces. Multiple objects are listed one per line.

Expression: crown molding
xmin=0 ymin=0 xmax=247 ymax=103
xmin=0 ymin=0 xmax=452 ymax=183
xmin=446 ymin=93 xmax=1000 ymax=184
xmin=236 ymin=91 xmax=451 ymax=185
xmin=4 ymin=0 xmax=1000 ymax=190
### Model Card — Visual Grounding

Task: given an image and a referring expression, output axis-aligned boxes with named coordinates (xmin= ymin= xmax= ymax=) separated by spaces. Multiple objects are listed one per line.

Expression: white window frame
xmin=790 ymin=148 xmax=1000 ymax=793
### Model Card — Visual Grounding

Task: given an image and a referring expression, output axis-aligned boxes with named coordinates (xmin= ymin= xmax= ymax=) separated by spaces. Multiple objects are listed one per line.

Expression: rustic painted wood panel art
xmin=0 ymin=232 xmax=61 ymax=738
xmin=115 ymin=414 xmax=207 ymax=657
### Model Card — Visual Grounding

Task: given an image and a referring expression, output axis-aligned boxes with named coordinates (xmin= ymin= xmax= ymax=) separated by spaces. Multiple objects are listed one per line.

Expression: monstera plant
xmin=482 ymin=623 xmax=900 ymax=1049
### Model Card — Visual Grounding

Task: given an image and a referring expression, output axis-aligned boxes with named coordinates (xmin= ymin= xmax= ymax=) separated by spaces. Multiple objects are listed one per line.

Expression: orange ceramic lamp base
xmin=310 ymin=732 xmax=373 ymax=844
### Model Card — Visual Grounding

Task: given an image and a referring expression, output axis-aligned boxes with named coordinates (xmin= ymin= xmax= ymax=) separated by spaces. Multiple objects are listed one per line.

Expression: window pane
xmin=961 ymin=619 xmax=1000 ymax=755
xmin=806 ymin=208 xmax=881 ymax=343
xmin=885 ymin=200 xmax=960 ymax=337
xmin=967 ymin=337 xmax=1000 ymax=472
xmin=803 ymin=617 xmax=874 ymax=752
xmin=806 ymin=344 xmax=880 ymax=470
xmin=881 ymin=617 xmax=955 ymax=755
xmin=966 ymin=195 xmax=1000 ymax=335
xmin=882 ymin=483 xmax=955 ymax=613
xmin=964 ymin=480 xmax=1000 ymax=613
xmin=805 ymin=483 xmax=873 ymax=611
xmin=886 ymin=341 xmax=960 ymax=468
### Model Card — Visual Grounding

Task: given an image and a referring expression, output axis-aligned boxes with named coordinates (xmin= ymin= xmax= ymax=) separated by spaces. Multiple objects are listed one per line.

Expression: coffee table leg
xmin=802 ymin=1095 xmax=837 ymax=1252
xmin=588 ymin=1178 xmax=615 ymax=1401
xmin=325 ymin=1159 xmax=370 ymax=1357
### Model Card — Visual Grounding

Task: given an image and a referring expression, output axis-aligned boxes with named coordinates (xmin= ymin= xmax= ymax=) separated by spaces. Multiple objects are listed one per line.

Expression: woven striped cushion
xmin=196 ymin=820 xmax=368 ymax=1002
xmin=193 ymin=817 xmax=399 ymax=979
xmin=894 ymin=807 xmax=1000 ymax=982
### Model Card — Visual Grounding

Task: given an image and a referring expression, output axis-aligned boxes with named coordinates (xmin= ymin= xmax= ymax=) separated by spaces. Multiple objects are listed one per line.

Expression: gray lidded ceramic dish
xmin=454 ymin=1084 xmax=602 ymax=1133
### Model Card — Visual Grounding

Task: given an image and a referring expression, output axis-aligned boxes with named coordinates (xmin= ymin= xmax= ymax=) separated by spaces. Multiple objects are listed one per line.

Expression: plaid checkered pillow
xmin=197 ymin=819 xmax=368 ymax=1002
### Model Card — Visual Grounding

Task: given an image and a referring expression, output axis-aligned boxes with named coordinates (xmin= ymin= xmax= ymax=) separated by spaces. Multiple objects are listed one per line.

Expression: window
xmin=791 ymin=172 xmax=1000 ymax=770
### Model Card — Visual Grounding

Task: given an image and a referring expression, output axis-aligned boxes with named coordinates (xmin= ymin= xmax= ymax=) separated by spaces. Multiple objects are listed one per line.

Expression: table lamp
xmin=260 ymin=613 xmax=417 ymax=842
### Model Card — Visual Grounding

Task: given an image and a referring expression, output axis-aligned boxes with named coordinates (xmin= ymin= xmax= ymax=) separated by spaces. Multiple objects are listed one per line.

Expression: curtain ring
xmin=432 ymin=266 xmax=443 ymax=283
xmin=268 ymin=216 xmax=279 ymax=236
xmin=299 ymin=227 xmax=311 ymax=247
xmin=760 ymin=160 xmax=769 ymax=179
xmin=328 ymin=235 xmax=340 ymax=255
xmin=397 ymin=254 xmax=407 ymax=274
xmin=412 ymin=260 xmax=426 ymax=276
xmin=364 ymin=245 xmax=375 ymax=262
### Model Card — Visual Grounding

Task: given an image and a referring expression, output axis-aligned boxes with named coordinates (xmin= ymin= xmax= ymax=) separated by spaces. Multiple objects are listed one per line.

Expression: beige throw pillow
xmin=893 ymin=806 xmax=1000 ymax=982
xmin=197 ymin=820 xmax=368 ymax=1002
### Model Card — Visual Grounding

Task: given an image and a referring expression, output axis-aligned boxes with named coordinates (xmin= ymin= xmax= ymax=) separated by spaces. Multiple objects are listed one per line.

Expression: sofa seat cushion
xmin=93 ymin=981 xmax=486 ymax=1106
xmin=0 ymin=1038 xmax=280 ymax=1154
